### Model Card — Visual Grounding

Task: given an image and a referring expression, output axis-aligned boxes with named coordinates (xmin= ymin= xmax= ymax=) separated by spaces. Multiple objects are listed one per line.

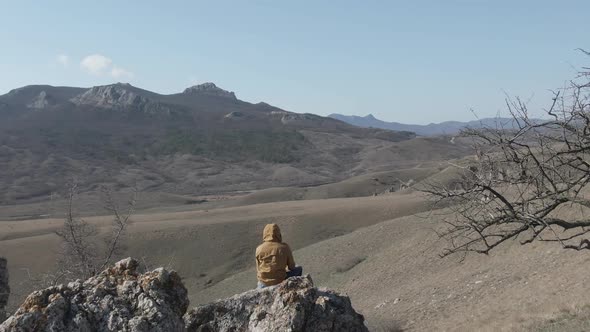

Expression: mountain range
xmin=329 ymin=113 xmax=530 ymax=136
xmin=0 ymin=82 xmax=475 ymax=205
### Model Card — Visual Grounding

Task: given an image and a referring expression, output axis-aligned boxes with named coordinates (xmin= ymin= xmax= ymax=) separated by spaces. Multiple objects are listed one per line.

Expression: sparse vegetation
xmin=154 ymin=129 xmax=307 ymax=163
xmin=529 ymin=305 xmax=590 ymax=332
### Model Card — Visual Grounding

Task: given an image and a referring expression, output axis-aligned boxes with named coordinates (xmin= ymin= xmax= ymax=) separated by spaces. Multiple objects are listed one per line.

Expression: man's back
xmin=256 ymin=224 xmax=295 ymax=286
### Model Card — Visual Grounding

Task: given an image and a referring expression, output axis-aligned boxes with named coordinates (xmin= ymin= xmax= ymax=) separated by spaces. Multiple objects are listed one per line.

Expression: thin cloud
xmin=79 ymin=54 xmax=133 ymax=79
xmin=80 ymin=54 xmax=113 ymax=75
xmin=56 ymin=54 xmax=69 ymax=67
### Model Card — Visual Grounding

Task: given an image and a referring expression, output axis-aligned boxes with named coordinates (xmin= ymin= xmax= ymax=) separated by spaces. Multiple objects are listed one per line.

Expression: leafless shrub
xmin=98 ymin=185 xmax=137 ymax=272
xmin=51 ymin=181 xmax=138 ymax=283
xmin=423 ymin=52 xmax=590 ymax=257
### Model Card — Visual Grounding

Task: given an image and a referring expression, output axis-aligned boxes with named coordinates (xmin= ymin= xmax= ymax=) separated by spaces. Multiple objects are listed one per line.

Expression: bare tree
xmin=98 ymin=185 xmax=137 ymax=272
xmin=423 ymin=54 xmax=590 ymax=257
xmin=53 ymin=181 xmax=137 ymax=283
xmin=54 ymin=181 xmax=98 ymax=280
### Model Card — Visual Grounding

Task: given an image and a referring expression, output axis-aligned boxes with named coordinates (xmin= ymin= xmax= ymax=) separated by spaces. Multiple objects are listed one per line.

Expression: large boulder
xmin=0 ymin=257 xmax=8 ymax=323
xmin=184 ymin=276 xmax=368 ymax=332
xmin=0 ymin=258 xmax=188 ymax=332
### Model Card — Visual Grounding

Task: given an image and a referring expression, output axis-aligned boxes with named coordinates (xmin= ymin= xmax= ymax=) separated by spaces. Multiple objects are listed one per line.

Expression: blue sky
xmin=1 ymin=1 xmax=588 ymax=124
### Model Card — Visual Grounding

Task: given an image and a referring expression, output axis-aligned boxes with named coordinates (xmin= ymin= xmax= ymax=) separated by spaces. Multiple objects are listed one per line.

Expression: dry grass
xmin=529 ymin=306 xmax=590 ymax=332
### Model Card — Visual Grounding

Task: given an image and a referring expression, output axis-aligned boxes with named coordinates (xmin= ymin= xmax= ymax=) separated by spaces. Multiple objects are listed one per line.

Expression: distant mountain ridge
xmin=329 ymin=113 xmax=534 ymax=136
xmin=2 ymin=82 xmax=461 ymax=205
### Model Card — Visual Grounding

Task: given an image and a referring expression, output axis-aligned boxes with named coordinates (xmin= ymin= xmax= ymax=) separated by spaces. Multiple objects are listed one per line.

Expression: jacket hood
xmin=263 ymin=223 xmax=282 ymax=242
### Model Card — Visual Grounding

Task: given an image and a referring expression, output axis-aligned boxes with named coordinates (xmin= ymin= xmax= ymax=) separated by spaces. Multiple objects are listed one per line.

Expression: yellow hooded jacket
xmin=255 ymin=224 xmax=296 ymax=286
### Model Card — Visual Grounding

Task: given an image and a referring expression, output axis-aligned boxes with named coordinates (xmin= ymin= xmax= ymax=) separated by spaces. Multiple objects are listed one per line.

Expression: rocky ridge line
xmin=70 ymin=84 xmax=170 ymax=114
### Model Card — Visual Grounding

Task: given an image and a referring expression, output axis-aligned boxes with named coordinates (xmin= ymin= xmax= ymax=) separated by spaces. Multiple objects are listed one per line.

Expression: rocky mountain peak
xmin=183 ymin=82 xmax=237 ymax=99
xmin=70 ymin=84 xmax=150 ymax=110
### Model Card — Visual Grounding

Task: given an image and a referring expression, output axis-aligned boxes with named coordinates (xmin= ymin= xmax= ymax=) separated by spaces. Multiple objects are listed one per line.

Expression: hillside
xmin=197 ymin=202 xmax=590 ymax=331
xmin=329 ymin=113 xmax=533 ymax=136
xmin=0 ymin=83 xmax=430 ymax=205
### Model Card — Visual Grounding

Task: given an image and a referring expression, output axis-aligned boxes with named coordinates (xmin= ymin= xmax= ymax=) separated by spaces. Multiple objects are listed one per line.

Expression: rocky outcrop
xmin=184 ymin=276 xmax=368 ymax=332
xmin=27 ymin=91 xmax=54 ymax=109
xmin=71 ymin=84 xmax=144 ymax=108
xmin=281 ymin=113 xmax=311 ymax=125
xmin=70 ymin=84 xmax=169 ymax=114
xmin=270 ymin=112 xmax=327 ymax=126
xmin=0 ymin=258 xmax=8 ymax=323
xmin=224 ymin=111 xmax=246 ymax=119
xmin=0 ymin=258 xmax=188 ymax=331
xmin=183 ymin=82 xmax=237 ymax=99
xmin=2 ymin=260 xmax=367 ymax=332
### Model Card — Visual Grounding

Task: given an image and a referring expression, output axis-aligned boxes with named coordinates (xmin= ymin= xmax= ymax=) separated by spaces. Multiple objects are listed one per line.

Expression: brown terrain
xmin=2 ymin=188 xmax=590 ymax=331
xmin=3 ymin=168 xmax=590 ymax=331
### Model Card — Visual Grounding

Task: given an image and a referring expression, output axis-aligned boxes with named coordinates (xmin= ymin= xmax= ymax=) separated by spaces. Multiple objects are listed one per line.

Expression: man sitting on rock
xmin=256 ymin=223 xmax=303 ymax=288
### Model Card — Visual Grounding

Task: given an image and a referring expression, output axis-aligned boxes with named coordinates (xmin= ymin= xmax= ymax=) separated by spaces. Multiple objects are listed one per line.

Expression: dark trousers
xmin=286 ymin=266 xmax=303 ymax=278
